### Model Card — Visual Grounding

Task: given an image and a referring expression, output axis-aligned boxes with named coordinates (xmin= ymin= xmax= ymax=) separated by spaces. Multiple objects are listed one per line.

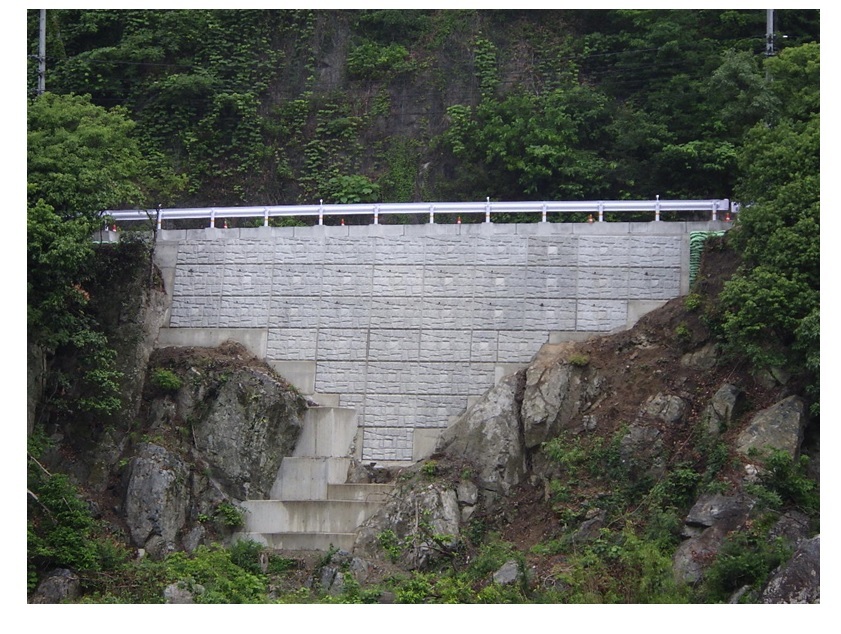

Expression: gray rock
xmin=30 ymin=569 xmax=80 ymax=604
xmin=572 ymin=509 xmax=607 ymax=544
xmin=493 ymin=560 xmax=521 ymax=586
xmin=521 ymin=343 xmax=603 ymax=448
xmin=619 ymin=423 xmax=664 ymax=479
xmin=761 ymin=535 xmax=820 ymax=604
xmin=673 ymin=494 xmax=755 ymax=585
xmin=736 ymin=396 xmax=807 ymax=459
xmin=354 ymin=482 xmax=461 ymax=569
xmin=754 ymin=366 xmax=791 ymax=389
xmin=164 ymin=582 xmax=199 ymax=604
xmin=683 ymin=493 xmax=755 ymax=531
xmin=769 ymin=510 xmax=812 ymax=549
xmin=182 ymin=525 xmax=206 ymax=553
xmin=680 ymin=343 xmax=720 ymax=370
xmin=124 ymin=443 xmax=189 ymax=549
xmin=436 ymin=372 xmax=526 ymax=496
xmin=641 ymin=393 xmax=686 ymax=424
xmin=457 ymin=480 xmax=479 ymax=506
xmin=701 ymin=383 xmax=744 ymax=435
xmin=190 ymin=368 xmax=306 ymax=499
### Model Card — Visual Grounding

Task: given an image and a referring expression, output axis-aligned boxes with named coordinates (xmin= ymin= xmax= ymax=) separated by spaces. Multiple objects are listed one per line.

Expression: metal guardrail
xmin=102 ymin=197 xmax=733 ymax=229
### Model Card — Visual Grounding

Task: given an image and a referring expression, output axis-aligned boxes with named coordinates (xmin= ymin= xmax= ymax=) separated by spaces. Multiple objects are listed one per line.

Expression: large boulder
xmin=123 ymin=443 xmax=190 ymax=553
xmin=29 ymin=568 xmax=81 ymax=604
xmin=354 ymin=480 xmax=461 ymax=570
xmin=641 ymin=392 xmax=687 ymax=424
xmin=190 ymin=367 xmax=305 ymax=499
xmin=735 ymin=396 xmax=807 ymax=459
xmin=760 ymin=535 xmax=820 ymax=604
xmin=700 ymin=383 xmax=744 ymax=436
xmin=672 ymin=493 xmax=755 ymax=585
xmin=520 ymin=343 xmax=603 ymax=449
xmin=436 ymin=371 xmax=527 ymax=497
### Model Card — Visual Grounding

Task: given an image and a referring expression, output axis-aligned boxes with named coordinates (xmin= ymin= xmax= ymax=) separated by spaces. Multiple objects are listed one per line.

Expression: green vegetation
xmin=26 ymin=9 xmax=819 ymax=604
xmin=149 ymin=368 xmax=182 ymax=392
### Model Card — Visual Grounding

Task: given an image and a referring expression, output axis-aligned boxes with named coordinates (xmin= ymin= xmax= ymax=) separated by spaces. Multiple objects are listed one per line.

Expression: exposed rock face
xmin=680 ymin=342 xmax=720 ymax=370
xmin=701 ymin=383 xmax=744 ymax=435
xmin=760 ymin=535 xmax=820 ymax=604
xmin=120 ymin=344 xmax=308 ymax=553
xmin=190 ymin=367 xmax=305 ymax=499
xmin=672 ymin=493 xmax=755 ymax=585
xmin=436 ymin=371 xmax=526 ymax=498
xmin=354 ymin=480 xmax=461 ymax=569
xmin=124 ymin=443 xmax=190 ymax=553
xmin=735 ymin=395 xmax=807 ymax=458
xmin=521 ymin=343 xmax=603 ymax=448
xmin=619 ymin=423 xmax=664 ymax=479
xmin=29 ymin=568 xmax=81 ymax=604
xmin=641 ymin=393 xmax=687 ymax=424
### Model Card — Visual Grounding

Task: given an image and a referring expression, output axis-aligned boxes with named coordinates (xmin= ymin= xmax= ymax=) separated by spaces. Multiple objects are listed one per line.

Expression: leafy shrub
xmin=229 ymin=539 xmax=265 ymax=575
xmin=150 ymin=367 xmax=182 ymax=392
xmin=323 ymin=174 xmax=380 ymax=204
xmin=377 ymin=529 xmax=405 ymax=563
xmin=421 ymin=460 xmax=438 ymax=477
xmin=684 ymin=293 xmax=703 ymax=311
xmin=164 ymin=545 xmax=267 ymax=603
xmin=568 ymin=353 xmax=590 ymax=367
xmin=346 ymin=41 xmax=412 ymax=80
xmin=701 ymin=530 xmax=790 ymax=602
xmin=215 ymin=502 xmax=245 ymax=528
xmin=757 ymin=450 xmax=819 ymax=516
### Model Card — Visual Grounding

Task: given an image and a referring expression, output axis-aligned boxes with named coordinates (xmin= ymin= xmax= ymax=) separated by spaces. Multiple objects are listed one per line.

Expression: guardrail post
xmin=541 ymin=203 xmax=547 ymax=223
xmin=712 ymin=200 xmax=718 ymax=222
xmin=210 ymin=208 xmax=216 ymax=228
xmin=654 ymin=195 xmax=660 ymax=222
xmin=429 ymin=204 xmax=435 ymax=224
xmin=156 ymin=205 xmax=162 ymax=231
xmin=263 ymin=207 xmax=269 ymax=227
xmin=485 ymin=197 xmax=491 ymax=223
xmin=319 ymin=199 xmax=324 ymax=226
xmin=598 ymin=201 xmax=604 ymax=222
xmin=374 ymin=204 xmax=379 ymax=225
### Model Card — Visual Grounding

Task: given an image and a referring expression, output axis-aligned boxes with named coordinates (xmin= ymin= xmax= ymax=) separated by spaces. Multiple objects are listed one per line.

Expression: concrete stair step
xmin=326 ymin=483 xmax=393 ymax=503
xmin=270 ymin=457 xmax=351 ymax=500
xmin=234 ymin=531 xmax=357 ymax=552
xmin=294 ymin=407 xmax=358 ymax=458
xmin=242 ymin=499 xmax=382 ymax=534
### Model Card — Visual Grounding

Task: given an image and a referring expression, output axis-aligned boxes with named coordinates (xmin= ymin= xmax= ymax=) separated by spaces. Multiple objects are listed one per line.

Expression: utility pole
xmin=37 ymin=9 xmax=46 ymax=95
xmin=766 ymin=9 xmax=775 ymax=57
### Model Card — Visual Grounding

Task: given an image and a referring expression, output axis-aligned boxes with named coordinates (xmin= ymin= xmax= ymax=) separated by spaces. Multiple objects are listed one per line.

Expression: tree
xmin=717 ymin=43 xmax=819 ymax=413
xmin=28 ymin=93 xmax=149 ymax=415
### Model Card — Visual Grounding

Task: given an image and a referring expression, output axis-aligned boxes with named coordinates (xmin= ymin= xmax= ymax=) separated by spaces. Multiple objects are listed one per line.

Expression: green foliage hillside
xmin=27 ymin=9 xmax=818 ymax=206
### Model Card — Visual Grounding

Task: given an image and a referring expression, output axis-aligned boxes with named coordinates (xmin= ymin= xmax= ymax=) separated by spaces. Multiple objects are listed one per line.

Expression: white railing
xmin=102 ymin=197 xmax=733 ymax=230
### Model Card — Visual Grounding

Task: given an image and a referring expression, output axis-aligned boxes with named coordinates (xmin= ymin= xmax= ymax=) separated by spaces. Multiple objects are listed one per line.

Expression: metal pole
xmin=38 ymin=9 xmax=46 ymax=95
xmin=766 ymin=9 xmax=775 ymax=57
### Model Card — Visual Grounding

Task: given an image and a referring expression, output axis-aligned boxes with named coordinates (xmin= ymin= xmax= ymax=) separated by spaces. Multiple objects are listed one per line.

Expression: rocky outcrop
xmin=354 ymin=479 xmax=462 ymax=570
xmin=521 ymin=343 xmax=603 ymax=448
xmin=436 ymin=371 xmax=527 ymax=498
xmin=190 ymin=367 xmax=305 ymax=499
xmin=735 ymin=395 xmax=808 ymax=458
xmin=29 ymin=568 xmax=81 ymax=604
xmin=701 ymin=383 xmax=744 ymax=435
xmin=672 ymin=493 xmax=755 ymax=585
xmin=760 ymin=535 xmax=820 ymax=604
xmin=120 ymin=344 xmax=309 ymax=554
xmin=124 ymin=443 xmax=190 ymax=555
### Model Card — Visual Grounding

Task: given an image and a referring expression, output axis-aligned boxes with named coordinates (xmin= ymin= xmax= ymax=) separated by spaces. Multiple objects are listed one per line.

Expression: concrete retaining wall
xmin=154 ymin=220 xmax=729 ymax=463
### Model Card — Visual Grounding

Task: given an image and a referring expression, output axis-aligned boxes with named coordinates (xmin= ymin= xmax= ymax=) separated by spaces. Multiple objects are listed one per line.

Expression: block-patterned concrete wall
xmin=156 ymin=221 xmax=726 ymax=463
